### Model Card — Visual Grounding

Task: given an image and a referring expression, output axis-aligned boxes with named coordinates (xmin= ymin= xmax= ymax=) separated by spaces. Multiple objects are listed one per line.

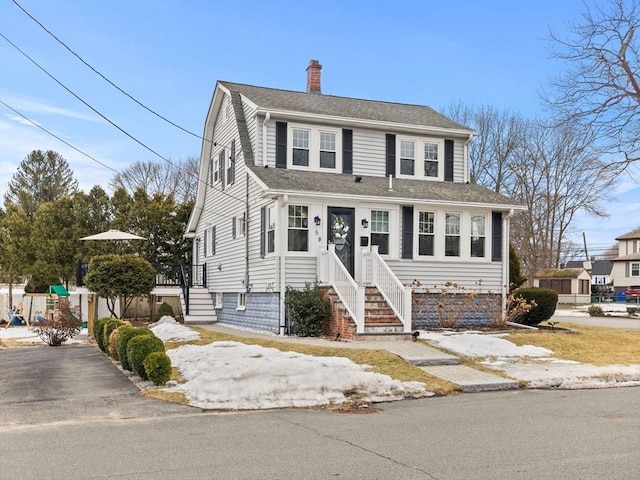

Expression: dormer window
xmin=288 ymin=124 xmax=340 ymax=171
xmin=424 ymin=143 xmax=439 ymax=177
xmin=319 ymin=132 xmax=336 ymax=168
xmin=292 ymin=129 xmax=310 ymax=166
xmin=400 ymin=141 xmax=415 ymax=175
xmin=397 ymin=137 xmax=444 ymax=180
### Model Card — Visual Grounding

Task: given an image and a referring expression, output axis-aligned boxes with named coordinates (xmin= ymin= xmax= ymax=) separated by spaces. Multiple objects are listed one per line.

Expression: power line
xmin=11 ymin=0 xmax=209 ymax=145
xmin=0 ymin=99 xmax=119 ymax=175
xmin=0 ymin=30 xmax=245 ymax=207
xmin=0 ymin=100 xmax=248 ymax=225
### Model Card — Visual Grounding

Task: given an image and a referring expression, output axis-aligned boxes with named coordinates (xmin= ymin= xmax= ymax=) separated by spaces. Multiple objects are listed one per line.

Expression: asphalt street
xmin=1 ymin=344 xmax=639 ymax=479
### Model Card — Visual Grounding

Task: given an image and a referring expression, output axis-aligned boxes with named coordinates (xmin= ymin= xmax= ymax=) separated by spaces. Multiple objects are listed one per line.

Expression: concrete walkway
xmin=200 ymin=324 xmax=519 ymax=393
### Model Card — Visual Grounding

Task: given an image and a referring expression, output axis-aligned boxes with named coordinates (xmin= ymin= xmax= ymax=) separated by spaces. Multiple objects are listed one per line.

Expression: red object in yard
xmin=624 ymin=286 xmax=640 ymax=299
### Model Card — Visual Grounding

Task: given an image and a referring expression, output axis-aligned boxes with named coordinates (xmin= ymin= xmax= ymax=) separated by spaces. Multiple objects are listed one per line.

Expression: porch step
xmin=363 ymin=322 xmax=405 ymax=334
xmin=353 ymin=331 xmax=414 ymax=341
xmin=181 ymin=288 xmax=217 ymax=326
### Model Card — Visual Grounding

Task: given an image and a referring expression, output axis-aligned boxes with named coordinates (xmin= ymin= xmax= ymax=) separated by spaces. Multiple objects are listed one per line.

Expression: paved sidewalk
xmin=200 ymin=324 xmax=518 ymax=393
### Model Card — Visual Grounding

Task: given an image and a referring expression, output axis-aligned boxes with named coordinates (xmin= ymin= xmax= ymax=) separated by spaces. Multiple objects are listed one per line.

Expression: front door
xmin=327 ymin=207 xmax=355 ymax=277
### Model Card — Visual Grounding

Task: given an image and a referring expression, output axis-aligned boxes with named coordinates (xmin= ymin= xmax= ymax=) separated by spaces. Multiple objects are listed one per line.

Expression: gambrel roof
xmin=220 ymin=81 xmax=473 ymax=132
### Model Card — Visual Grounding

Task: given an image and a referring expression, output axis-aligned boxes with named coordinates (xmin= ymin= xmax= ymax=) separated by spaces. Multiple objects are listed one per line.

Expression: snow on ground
xmin=420 ymin=330 xmax=640 ymax=389
xmin=165 ymin=341 xmax=430 ymax=410
xmin=0 ymin=326 xmax=89 ymax=345
xmin=149 ymin=316 xmax=200 ymax=342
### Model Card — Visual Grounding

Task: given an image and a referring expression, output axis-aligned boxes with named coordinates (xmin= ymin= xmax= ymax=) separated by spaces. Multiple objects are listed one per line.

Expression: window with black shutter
xmin=385 ymin=134 xmax=396 ymax=177
xmin=402 ymin=206 xmax=413 ymax=259
xmin=492 ymin=211 xmax=502 ymax=261
xmin=342 ymin=129 xmax=353 ymax=174
xmin=276 ymin=122 xmax=287 ymax=168
xmin=444 ymin=139 xmax=454 ymax=181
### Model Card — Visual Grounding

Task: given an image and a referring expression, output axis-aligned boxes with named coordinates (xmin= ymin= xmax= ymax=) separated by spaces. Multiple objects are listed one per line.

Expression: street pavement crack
xmin=279 ymin=416 xmax=441 ymax=479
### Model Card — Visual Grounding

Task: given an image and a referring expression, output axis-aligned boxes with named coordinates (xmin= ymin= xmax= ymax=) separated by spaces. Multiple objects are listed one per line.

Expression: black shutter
xmin=492 ymin=211 xmax=502 ymax=261
xmin=402 ymin=206 xmax=414 ymax=259
xmin=232 ymin=217 xmax=236 ymax=239
xmin=219 ymin=150 xmax=225 ymax=188
xmin=276 ymin=121 xmax=287 ymax=168
xmin=444 ymin=139 xmax=454 ymax=182
xmin=230 ymin=140 xmax=236 ymax=184
xmin=385 ymin=134 xmax=396 ymax=177
xmin=342 ymin=129 xmax=353 ymax=174
xmin=260 ymin=206 xmax=266 ymax=258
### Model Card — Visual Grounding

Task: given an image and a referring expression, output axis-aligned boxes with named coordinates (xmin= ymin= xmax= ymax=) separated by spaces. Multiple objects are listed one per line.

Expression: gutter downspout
xmin=279 ymin=194 xmax=288 ymax=335
xmin=464 ymin=133 xmax=474 ymax=184
xmin=502 ymin=208 xmax=515 ymax=320
xmin=262 ymin=112 xmax=270 ymax=167
xmin=245 ymin=172 xmax=250 ymax=293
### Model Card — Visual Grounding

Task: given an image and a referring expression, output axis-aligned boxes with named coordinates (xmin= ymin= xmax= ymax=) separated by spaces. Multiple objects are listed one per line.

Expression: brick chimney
xmin=306 ymin=60 xmax=322 ymax=94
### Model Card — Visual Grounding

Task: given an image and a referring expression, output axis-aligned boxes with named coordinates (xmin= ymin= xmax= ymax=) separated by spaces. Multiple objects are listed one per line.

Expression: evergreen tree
xmin=4 ymin=150 xmax=79 ymax=218
xmin=509 ymin=244 xmax=527 ymax=291
xmin=0 ymin=204 xmax=31 ymax=306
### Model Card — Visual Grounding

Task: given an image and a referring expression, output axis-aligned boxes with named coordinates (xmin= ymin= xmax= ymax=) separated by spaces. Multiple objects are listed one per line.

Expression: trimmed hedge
xmin=155 ymin=302 xmax=175 ymax=322
xmin=127 ymin=334 xmax=165 ymax=380
xmin=93 ymin=317 xmax=112 ymax=352
xmin=285 ymin=282 xmax=331 ymax=337
xmin=102 ymin=319 xmax=125 ymax=353
xmin=117 ymin=327 xmax=153 ymax=371
xmin=143 ymin=351 xmax=172 ymax=385
xmin=514 ymin=287 xmax=558 ymax=326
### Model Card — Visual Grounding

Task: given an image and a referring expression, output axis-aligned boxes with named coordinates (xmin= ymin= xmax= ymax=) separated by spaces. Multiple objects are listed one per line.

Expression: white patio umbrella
xmin=80 ymin=229 xmax=146 ymax=241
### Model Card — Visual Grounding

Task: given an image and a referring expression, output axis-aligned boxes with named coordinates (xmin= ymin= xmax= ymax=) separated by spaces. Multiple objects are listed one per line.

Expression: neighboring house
xmin=534 ymin=268 xmax=591 ymax=305
xmin=184 ymin=60 xmax=524 ymax=337
xmin=566 ymin=259 xmax=614 ymax=298
xmin=611 ymin=227 xmax=640 ymax=293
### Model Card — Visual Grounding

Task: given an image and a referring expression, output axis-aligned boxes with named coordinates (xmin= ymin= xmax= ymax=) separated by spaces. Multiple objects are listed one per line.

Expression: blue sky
xmin=0 ymin=0 xmax=638 ymax=257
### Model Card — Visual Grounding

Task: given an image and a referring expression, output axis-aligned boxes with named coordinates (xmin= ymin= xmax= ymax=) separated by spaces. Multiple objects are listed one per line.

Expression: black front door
xmin=327 ymin=207 xmax=355 ymax=277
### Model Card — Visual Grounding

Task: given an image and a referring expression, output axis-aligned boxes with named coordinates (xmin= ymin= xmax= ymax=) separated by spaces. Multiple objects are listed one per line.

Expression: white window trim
xmin=287 ymin=204 xmax=310 ymax=253
xmin=470 ymin=214 xmax=487 ymax=259
xmin=631 ymin=262 xmax=640 ymax=277
xmin=368 ymin=208 xmax=397 ymax=258
xmin=396 ymin=136 xmax=444 ymax=181
xmin=237 ymin=292 xmax=246 ymax=311
xmin=267 ymin=205 xmax=276 ymax=255
xmin=417 ymin=210 xmax=436 ymax=257
xmin=288 ymin=123 xmax=342 ymax=172
xmin=214 ymin=292 xmax=223 ymax=309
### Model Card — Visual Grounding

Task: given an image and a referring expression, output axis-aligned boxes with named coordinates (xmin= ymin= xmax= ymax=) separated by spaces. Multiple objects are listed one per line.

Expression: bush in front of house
xmin=513 ymin=287 xmax=558 ymax=326
xmin=155 ymin=302 xmax=175 ymax=322
xmin=588 ymin=305 xmax=604 ymax=317
xmin=127 ymin=334 xmax=165 ymax=380
xmin=93 ymin=317 xmax=112 ymax=351
xmin=117 ymin=327 xmax=153 ymax=370
xmin=102 ymin=319 xmax=126 ymax=354
xmin=285 ymin=282 xmax=331 ymax=337
xmin=32 ymin=301 xmax=82 ymax=346
xmin=108 ymin=323 xmax=132 ymax=359
xmin=143 ymin=351 xmax=172 ymax=385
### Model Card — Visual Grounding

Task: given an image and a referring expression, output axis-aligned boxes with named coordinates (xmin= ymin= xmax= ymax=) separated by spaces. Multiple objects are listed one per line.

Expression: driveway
xmin=0 ymin=345 xmax=196 ymax=427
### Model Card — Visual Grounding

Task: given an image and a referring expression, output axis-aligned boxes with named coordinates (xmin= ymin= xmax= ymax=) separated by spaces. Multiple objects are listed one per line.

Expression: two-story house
xmin=611 ymin=227 xmax=640 ymax=293
xmin=184 ymin=61 xmax=524 ymax=337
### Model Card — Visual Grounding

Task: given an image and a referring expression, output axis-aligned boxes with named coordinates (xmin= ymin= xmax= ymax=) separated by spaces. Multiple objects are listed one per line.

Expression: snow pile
xmin=420 ymin=331 xmax=552 ymax=358
xmin=0 ymin=326 xmax=89 ymax=345
xmin=420 ymin=330 xmax=640 ymax=389
xmin=166 ymin=341 xmax=431 ymax=410
xmin=149 ymin=316 xmax=200 ymax=342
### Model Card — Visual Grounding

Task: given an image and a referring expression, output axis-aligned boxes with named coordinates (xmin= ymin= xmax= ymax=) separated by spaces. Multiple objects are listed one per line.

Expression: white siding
xmin=285 ymin=256 xmax=319 ymax=289
xmin=453 ymin=139 xmax=464 ymax=182
xmin=352 ymin=128 xmax=386 ymax=176
xmin=387 ymin=260 xmax=503 ymax=291
xmin=243 ymin=100 xmax=258 ymax=164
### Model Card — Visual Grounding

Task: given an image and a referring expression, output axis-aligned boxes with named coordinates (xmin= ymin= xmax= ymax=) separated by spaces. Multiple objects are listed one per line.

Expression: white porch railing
xmin=318 ymin=244 xmax=365 ymax=333
xmin=363 ymin=246 xmax=412 ymax=332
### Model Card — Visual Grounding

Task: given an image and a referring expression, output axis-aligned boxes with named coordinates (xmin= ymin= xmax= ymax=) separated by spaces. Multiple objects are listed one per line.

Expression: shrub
xmin=102 ymin=319 xmax=125 ymax=353
xmin=588 ymin=305 xmax=605 ymax=317
xmin=155 ymin=302 xmax=175 ymax=322
xmin=32 ymin=301 xmax=82 ymax=346
xmin=117 ymin=327 xmax=153 ymax=370
xmin=143 ymin=351 xmax=172 ymax=385
xmin=108 ymin=323 xmax=131 ymax=359
xmin=93 ymin=317 xmax=112 ymax=351
xmin=513 ymin=287 xmax=557 ymax=326
xmin=285 ymin=283 xmax=331 ymax=337
xmin=127 ymin=334 xmax=165 ymax=380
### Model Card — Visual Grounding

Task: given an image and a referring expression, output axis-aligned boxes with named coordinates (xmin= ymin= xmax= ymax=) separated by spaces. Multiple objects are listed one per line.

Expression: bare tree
xmin=444 ymin=103 xmax=527 ymax=193
xmin=546 ymin=0 xmax=640 ymax=167
xmin=509 ymin=121 xmax=618 ymax=279
xmin=109 ymin=157 xmax=198 ymax=204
